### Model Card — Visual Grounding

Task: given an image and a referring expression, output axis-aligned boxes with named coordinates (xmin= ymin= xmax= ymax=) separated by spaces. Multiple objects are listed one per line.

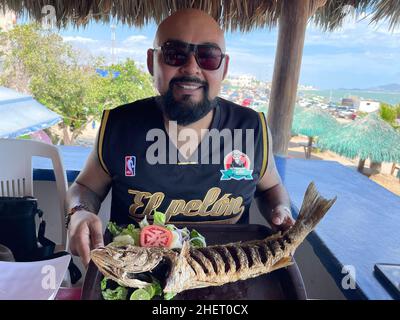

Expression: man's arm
xmin=66 ymin=146 xmax=111 ymax=213
xmin=66 ymin=131 xmax=112 ymax=267
xmin=255 ymin=126 xmax=294 ymax=231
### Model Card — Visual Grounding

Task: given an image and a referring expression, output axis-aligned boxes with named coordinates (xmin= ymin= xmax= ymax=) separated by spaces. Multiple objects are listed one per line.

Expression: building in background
xmin=228 ymin=74 xmax=257 ymax=88
xmin=341 ymin=97 xmax=358 ymax=108
xmin=358 ymin=100 xmax=380 ymax=113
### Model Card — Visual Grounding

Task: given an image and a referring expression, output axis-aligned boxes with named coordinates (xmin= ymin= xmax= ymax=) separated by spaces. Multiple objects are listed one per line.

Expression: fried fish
xmin=91 ymin=182 xmax=336 ymax=294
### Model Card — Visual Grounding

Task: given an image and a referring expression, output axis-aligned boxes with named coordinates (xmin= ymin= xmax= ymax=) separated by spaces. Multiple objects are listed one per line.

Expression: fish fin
xmin=264 ymin=232 xmax=282 ymax=242
xmin=270 ymin=256 xmax=293 ymax=272
xmin=180 ymin=241 xmax=191 ymax=258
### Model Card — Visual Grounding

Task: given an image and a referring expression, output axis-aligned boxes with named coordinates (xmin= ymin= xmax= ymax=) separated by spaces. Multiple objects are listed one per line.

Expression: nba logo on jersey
xmin=125 ymin=156 xmax=136 ymax=177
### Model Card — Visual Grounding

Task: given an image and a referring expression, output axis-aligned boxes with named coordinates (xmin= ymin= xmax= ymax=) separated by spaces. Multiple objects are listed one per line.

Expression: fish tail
xmin=285 ymin=182 xmax=336 ymax=245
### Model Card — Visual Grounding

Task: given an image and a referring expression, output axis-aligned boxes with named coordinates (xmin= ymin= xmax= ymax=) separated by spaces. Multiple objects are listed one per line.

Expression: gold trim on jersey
xmin=258 ymin=112 xmax=269 ymax=179
xmin=98 ymin=109 xmax=110 ymax=175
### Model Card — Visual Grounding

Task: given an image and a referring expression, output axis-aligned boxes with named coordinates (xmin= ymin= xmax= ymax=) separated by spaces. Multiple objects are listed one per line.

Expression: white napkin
xmin=0 ymin=255 xmax=71 ymax=300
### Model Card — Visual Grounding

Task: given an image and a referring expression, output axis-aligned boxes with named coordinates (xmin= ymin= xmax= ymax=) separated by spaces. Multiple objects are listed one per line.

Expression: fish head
xmin=91 ymin=244 xmax=173 ymax=288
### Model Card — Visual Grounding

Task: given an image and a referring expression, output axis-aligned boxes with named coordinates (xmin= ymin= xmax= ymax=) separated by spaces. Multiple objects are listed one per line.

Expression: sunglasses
xmin=154 ymin=40 xmax=226 ymax=71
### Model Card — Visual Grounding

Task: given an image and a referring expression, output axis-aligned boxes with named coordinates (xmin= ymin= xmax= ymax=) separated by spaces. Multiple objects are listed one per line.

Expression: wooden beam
xmin=267 ymin=0 xmax=325 ymax=156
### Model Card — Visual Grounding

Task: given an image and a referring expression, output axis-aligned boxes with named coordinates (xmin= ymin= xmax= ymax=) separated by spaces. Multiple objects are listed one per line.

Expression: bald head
xmin=147 ymin=8 xmax=230 ymax=123
xmin=154 ymin=9 xmax=225 ymax=51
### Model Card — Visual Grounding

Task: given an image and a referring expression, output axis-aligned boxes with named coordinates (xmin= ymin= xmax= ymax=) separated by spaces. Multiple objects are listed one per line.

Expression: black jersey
xmin=98 ymin=97 xmax=269 ymax=225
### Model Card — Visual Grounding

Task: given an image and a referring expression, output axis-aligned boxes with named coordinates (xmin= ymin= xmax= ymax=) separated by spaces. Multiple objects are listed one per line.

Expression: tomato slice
xmin=140 ymin=225 xmax=173 ymax=248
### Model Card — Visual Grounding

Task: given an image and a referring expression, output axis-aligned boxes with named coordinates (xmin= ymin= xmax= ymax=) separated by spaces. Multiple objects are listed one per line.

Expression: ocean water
xmin=299 ymin=89 xmax=400 ymax=105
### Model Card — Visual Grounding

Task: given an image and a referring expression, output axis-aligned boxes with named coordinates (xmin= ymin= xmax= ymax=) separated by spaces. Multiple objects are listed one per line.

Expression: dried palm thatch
xmin=292 ymin=107 xmax=339 ymax=138
xmin=292 ymin=107 xmax=339 ymax=159
xmin=318 ymin=113 xmax=400 ymax=164
xmin=0 ymin=0 xmax=399 ymax=31
xmin=314 ymin=0 xmax=400 ymax=31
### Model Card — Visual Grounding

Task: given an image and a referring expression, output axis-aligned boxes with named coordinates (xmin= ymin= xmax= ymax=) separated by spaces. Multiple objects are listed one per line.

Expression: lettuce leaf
xmin=120 ymin=224 xmax=141 ymax=245
xmin=190 ymin=229 xmax=206 ymax=248
xmin=107 ymin=221 xmax=123 ymax=237
xmin=112 ymin=234 xmax=136 ymax=246
xmin=101 ymin=278 xmax=128 ymax=300
xmin=101 ymin=277 xmax=108 ymax=291
xmin=153 ymin=210 xmax=166 ymax=226
xmin=102 ymin=287 xmax=128 ymax=300
xmin=152 ymin=281 xmax=163 ymax=297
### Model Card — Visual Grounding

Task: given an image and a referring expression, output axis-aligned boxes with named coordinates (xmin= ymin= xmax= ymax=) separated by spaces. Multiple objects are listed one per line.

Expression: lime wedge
xmin=130 ymin=288 xmax=151 ymax=300
xmin=143 ymin=285 xmax=156 ymax=298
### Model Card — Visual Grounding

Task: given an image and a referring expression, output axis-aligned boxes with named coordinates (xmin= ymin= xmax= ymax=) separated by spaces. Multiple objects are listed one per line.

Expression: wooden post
xmin=307 ymin=136 xmax=313 ymax=159
xmin=390 ymin=163 xmax=397 ymax=175
xmin=357 ymin=159 xmax=365 ymax=173
xmin=267 ymin=0 xmax=325 ymax=155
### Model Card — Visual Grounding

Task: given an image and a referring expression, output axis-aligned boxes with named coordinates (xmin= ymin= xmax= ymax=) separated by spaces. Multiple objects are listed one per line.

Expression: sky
xmin=52 ymin=13 xmax=400 ymax=90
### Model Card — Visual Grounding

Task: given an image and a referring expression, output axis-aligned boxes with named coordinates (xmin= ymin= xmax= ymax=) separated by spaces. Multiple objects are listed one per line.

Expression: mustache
xmin=169 ymin=76 xmax=208 ymax=87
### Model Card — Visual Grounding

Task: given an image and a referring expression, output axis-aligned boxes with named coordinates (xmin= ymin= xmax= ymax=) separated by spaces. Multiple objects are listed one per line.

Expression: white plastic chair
xmin=0 ymin=138 xmax=68 ymax=250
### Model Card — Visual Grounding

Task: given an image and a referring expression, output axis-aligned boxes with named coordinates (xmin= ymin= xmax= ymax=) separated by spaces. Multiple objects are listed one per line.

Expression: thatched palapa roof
xmin=1 ymin=0 xmax=400 ymax=31
xmin=318 ymin=113 xmax=400 ymax=163
xmin=292 ymin=107 xmax=339 ymax=138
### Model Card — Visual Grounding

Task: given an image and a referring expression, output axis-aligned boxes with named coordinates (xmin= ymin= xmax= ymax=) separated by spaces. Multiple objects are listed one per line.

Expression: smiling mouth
xmin=174 ymin=82 xmax=204 ymax=91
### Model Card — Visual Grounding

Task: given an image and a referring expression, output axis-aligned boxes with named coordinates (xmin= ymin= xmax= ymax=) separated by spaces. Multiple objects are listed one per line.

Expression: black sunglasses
xmin=154 ymin=40 xmax=226 ymax=71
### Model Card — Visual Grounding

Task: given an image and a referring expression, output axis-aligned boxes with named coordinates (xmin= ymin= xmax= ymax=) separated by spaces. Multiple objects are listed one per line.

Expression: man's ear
xmin=147 ymin=49 xmax=154 ymax=76
xmin=222 ymin=54 xmax=230 ymax=80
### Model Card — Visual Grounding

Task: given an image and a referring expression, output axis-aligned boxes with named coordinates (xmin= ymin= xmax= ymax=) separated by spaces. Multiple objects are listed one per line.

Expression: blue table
xmin=33 ymin=147 xmax=400 ymax=299
xmin=283 ymin=158 xmax=400 ymax=300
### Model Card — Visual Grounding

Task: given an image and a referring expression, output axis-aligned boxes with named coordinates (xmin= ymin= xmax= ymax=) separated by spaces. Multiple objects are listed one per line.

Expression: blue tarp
xmin=0 ymin=86 xmax=62 ymax=138
xmin=96 ymin=69 xmax=121 ymax=78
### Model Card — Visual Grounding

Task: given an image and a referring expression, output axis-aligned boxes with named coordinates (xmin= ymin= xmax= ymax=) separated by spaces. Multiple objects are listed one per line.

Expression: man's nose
xmin=180 ymin=53 xmax=201 ymax=75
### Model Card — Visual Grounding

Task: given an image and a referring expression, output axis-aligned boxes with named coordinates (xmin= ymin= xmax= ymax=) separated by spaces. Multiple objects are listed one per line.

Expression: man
xmin=66 ymin=9 xmax=294 ymax=267
xmin=230 ymin=150 xmax=246 ymax=168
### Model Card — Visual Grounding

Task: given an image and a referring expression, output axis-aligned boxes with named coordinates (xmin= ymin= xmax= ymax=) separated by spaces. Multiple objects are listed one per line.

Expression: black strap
xmin=36 ymin=218 xmax=56 ymax=260
xmin=36 ymin=209 xmax=82 ymax=284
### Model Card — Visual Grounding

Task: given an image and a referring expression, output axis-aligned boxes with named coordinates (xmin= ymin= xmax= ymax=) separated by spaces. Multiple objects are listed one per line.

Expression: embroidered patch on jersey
xmin=220 ymin=150 xmax=253 ymax=180
xmin=125 ymin=156 xmax=136 ymax=177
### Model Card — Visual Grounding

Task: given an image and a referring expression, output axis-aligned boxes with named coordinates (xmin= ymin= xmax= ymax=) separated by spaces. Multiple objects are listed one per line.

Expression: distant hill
xmin=339 ymin=83 xmax=400 ymax=92
xmin=366 ymin=83 xmax=400 ymax=92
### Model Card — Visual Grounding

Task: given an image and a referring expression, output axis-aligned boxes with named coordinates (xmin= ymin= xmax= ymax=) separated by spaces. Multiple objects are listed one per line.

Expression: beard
xmin=160 ymin=76 xmax=217 ymax=126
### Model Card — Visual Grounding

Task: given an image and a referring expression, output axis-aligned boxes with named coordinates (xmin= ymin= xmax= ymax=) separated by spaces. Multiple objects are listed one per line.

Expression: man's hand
xmin=269 ymin=205 xmax=295 ymax=232
xmin=68 ymin=211 xmax=104 ymax=268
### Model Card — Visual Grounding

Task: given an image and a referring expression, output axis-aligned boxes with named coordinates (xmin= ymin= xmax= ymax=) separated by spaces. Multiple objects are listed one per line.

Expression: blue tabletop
xmin=33 ymin=147 xmax=400 ymax=299
xmin=283 ymin=158 xmax=400 ymax=300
